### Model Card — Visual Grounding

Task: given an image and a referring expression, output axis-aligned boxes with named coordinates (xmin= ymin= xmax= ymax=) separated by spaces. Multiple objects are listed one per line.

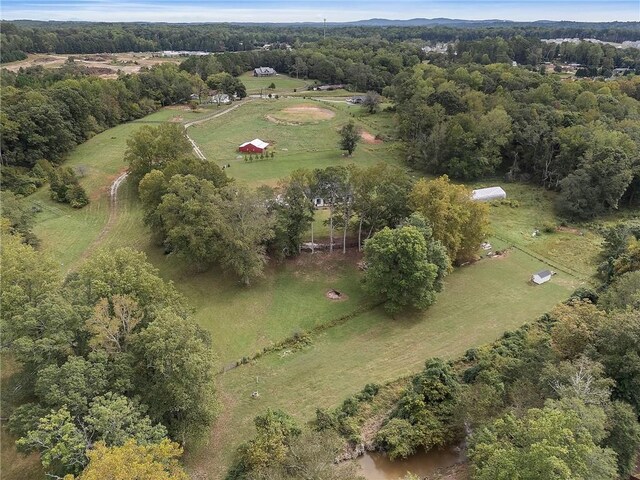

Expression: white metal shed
xmin=472 ymin=186 xmax=507 ymax=202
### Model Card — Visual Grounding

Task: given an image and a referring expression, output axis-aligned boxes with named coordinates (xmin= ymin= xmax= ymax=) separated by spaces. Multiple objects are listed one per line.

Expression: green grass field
xmin=188 ymin=98 xmax=400 ymax=185
xmin=185 ymin=247 xmax=580 ymax=478
xmin=8 ymin=98 xmax=603 ymax=480
xmin=239 ymin=71 xmax=310 ymax=95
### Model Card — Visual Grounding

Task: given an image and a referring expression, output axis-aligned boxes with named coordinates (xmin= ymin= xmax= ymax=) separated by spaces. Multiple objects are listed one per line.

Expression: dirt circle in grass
xmin=267 ymin=105 xmax=335 ymax=124
xmin=325 ymin=289 xmax=349 ymax=301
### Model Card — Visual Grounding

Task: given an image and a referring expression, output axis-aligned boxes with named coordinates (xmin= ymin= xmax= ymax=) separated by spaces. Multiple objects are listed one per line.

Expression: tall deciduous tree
xmin=124 ymin=124 xmax=193 ymax=186
xmin=338 ymin=120 xmax=360 ymax=156
xmin=469 ymin=404 xmax=618 ymax=480
xmin=352 ymin=163 xmax=412 ymax=251
xmin=363 ymin=221 xmax=450 ymax=314
xmin=75 ymin=439 xmax=188 ymax=480
xmin=215 ymin=185 xmax=275 ymax=285
xmin=66 ymin=247 xmax=184 ymax=320
xmin=131 ymin=309 xmax=217 ymax=444
xmin=409 ymin=176 xmax=489 ymax=263
xmin=362 ymin=91 xmax=382 ymax=114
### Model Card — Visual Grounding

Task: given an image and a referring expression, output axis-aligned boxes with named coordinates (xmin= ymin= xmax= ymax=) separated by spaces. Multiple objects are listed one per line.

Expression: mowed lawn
xmin=185 ymin=247 xmax=581 ymax=478
xmin=187 ymin=98 xmax=401 ymax=185
xmin=239 ymin=71 xmax=309 ymax=95
xmin=481 ymin=182 xmax=602 ymax=280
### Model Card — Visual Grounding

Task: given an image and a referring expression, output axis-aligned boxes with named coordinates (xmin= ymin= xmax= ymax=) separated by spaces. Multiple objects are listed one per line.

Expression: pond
xmin=357 ymin=445 xmax=464 ymax=480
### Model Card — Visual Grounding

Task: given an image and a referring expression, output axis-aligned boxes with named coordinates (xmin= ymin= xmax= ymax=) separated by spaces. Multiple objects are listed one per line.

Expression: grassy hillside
xmin=185 ymin=247 xmax=580 ymax=478
xmin=188 ymin=98 xmax=399 ymax=186
xmin=10 ymin=98 xmax=604 ymax=480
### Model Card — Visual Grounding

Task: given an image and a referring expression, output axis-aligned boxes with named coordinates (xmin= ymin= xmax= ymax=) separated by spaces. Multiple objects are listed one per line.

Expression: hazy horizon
xmin=2 ymin=0 xmax=638 ymax=24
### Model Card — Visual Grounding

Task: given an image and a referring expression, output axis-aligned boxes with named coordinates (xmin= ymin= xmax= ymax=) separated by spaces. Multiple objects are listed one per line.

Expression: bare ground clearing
xmin=360 ymin=130 xmax=382 ymax=144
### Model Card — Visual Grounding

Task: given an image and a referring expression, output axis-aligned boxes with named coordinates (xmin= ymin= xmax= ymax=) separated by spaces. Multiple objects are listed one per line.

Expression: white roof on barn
xmin=472 ymin=186 xmax=506 ymax=201
xmin=239 ymin=138 xmax=269 ymax=149
xmin=534 ymin=270 xmax=552 ymax=278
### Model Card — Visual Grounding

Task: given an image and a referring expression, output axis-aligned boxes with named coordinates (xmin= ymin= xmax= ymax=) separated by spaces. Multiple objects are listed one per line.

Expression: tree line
xmin=3 ymin=20 xmax=639 ymax=63
xmin=1 ymin=219 xmax=216 ymax=477
xmin=128 ymin=125 xmax=489 ymax=297
xmin=1 ymin=62 xmax=206 ymax=195
xmin=179 ymin=38 xmax=426 ymax=92
xmin=429 ymin=36 xmax=640 ymax=72
xmin=388 ymin=62 xmax=640 ymax=219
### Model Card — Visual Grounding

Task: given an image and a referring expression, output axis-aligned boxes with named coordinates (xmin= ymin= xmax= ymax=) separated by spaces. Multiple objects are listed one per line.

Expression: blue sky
xmin=1 ymin=0 xmax=638 ymax=23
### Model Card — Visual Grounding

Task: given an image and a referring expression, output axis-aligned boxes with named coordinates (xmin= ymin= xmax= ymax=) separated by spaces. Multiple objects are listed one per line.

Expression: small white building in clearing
xmin=472 ymin=186 xmax=507 ymax=202
xmin=531 ymin=270 xmax=553 ymax=285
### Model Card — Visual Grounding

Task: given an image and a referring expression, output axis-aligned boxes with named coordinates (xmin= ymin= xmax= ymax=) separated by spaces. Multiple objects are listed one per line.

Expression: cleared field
xmin=187 ymin=98 xmax=400 ymax=185
xmin=185 ymin=247 xmax=580 ymax=478
xmin=481 ymin=182 xmax=602 ymax=280
xmin=2 ymin=52 xmax=181 ymax=79
xmin=239 ymin=71 xmax=309 ymax=94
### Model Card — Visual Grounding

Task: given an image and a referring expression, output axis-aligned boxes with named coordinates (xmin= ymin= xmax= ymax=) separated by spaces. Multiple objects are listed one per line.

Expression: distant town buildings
xmin=421 ymin=42 xmax=453 ymax=54
xmin=541 ymin=38 xmax=640 ymax=50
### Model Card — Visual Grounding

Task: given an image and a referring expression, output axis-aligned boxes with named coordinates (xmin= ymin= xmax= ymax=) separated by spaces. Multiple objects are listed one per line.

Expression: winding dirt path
xmin=78 ymin=170 xmax=129 ymax=263
xmin=183 ymin=100 xmax=250 ymax=160
xmin=79 ymin=100 xmax=250 ymax=264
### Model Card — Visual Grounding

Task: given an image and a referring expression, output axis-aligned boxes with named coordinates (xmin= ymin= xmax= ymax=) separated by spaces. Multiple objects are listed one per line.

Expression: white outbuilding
xmin=531 ymin=270 xmax=553 ymax=285
xmin=472 ymin=186 xmax=507 ymax=202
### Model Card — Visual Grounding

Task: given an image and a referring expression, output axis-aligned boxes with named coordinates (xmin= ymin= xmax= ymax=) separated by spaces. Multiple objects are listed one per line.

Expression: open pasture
xmin=29 ymin=105 xmax=234 ymax=270
xmin=187 ymin=98 xmax=400 ymax=185
xmin=186 ymin=246 xmax=580 ymax=478
xmin=239 ymin=71 xmax=309 ymax=94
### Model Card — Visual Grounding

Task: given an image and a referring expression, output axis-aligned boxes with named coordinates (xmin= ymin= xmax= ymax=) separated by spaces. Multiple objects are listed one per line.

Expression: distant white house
xmin=313 ymin=197 xmax=325 ymax=208
xmin=472 ymin=186 xmax=507 ymax=202
xmin=347 ymin=95 xmax=367 ymax=104
xmin=531 ymin=270 xmax=553 ymax=285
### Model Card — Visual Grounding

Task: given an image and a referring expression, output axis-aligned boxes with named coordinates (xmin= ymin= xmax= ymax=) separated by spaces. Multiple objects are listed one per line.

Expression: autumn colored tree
xmin=73 ymin=439 xmax=188 ymax=480
xmin=409 ymin=176 xmax=489 ymax=263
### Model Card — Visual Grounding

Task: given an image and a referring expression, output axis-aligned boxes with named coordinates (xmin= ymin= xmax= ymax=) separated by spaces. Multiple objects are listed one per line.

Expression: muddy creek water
xmin=357 ymin=446 xmax=464 ymax=479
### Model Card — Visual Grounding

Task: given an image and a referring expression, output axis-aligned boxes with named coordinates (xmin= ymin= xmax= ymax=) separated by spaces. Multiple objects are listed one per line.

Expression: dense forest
xmin=2 ymin=20 xmax=640 ymax=63
xmin=0 ymin=63 xmax=206 ymax=195
xmin=389 ymin=63 xmax=640 ymax=219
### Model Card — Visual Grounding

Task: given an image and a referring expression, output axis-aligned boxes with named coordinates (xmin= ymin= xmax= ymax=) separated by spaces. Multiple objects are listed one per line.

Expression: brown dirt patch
xmin=33 ymin=56 xmax=57 ymax=64
xmin=170 ymin=115 xmax=184 ymax=123
xmin=490 ymin=249 xmax=511 ymax=260
xmin=269 ymin=105 xmax=335 ymax=124
xmin=325 ymin=289 xmax=349 ymax=301
xmin=360 ymin=130 xmax=382 ymax=144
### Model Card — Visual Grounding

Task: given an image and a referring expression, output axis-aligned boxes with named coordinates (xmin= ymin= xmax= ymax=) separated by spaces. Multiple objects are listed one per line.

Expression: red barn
xmin=239 ymin=138 xmax=269 ymax=154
